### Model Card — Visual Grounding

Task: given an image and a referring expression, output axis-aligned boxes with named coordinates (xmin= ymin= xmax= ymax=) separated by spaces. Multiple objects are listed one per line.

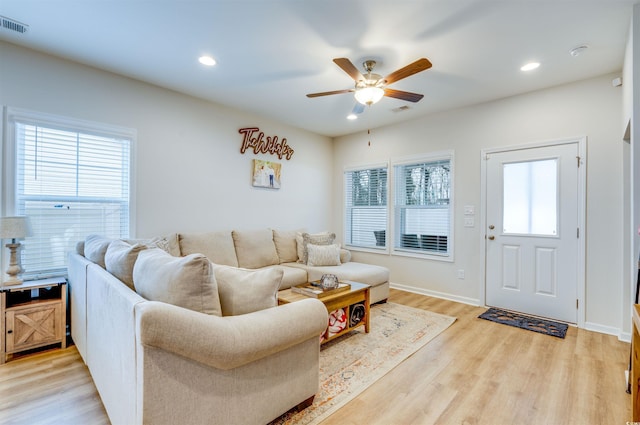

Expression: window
xmin=5 ymin=108 xmax=134 ymax=278
xmin=344 ymin=165 xmax=388 ymax=249
xmin=393 ymin=152 xmax=453 ymax=258
xmin=503 ymin=159 xmax=557 ymax=235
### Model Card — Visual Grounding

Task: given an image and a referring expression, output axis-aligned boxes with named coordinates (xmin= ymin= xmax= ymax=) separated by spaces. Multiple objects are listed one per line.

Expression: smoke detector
xmin=1 ymin=16 xmax=29 ymax=34
xmin=569 ymin=45 xmax=589 ymax=57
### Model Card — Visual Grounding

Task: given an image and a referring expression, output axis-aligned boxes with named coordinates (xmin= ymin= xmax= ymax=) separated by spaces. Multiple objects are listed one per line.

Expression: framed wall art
xmin=252 ymin=159 xmax=281 ymax=189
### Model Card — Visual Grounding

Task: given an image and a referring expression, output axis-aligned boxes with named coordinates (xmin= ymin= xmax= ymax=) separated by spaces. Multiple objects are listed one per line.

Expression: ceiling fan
xmin=306 ymin=57 xmax=432 ymax=111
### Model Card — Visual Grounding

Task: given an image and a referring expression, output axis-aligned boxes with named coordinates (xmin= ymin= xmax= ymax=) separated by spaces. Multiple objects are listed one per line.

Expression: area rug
xmin=478 ymin=307 xmax=568 ymax=338
xmin=270 ymin=302 xmax=456 ymax=425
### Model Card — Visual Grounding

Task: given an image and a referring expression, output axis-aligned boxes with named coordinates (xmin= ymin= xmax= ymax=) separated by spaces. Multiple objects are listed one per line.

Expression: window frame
xmin=390 ymin=150 xmax=455 ymax=262
xmin=343 ymin=162 xmax=389 ymax=253
xmin=3 ymin=107 xmax=136 ymax=278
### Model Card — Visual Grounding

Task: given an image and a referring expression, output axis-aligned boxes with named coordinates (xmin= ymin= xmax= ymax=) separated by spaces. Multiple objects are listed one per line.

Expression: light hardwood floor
xmin=0 ymin=289 xmax=632 ymax=424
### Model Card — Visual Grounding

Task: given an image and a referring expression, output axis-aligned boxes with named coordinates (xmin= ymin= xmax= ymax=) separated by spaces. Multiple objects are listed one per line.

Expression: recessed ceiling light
xmin=198 ymin=55 xmax=216 ymax=66
xmin=520 ymin=62 xmax=540 ymax=72
xmin=347 ymin=114 xmax=358 ymax=120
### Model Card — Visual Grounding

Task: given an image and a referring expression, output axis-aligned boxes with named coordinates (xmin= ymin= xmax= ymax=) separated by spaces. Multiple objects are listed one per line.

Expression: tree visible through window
xmin=344 ymin=166 xmax=388 ymax=249
xmin=394 ymin=154 xmax=453 ymax=256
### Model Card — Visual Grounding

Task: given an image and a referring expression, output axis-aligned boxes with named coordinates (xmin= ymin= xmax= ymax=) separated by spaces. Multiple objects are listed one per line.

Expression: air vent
xmin=392 ymin=105 xmax=411 ymax=113
xmin=1 ymin=16 xmax=29 ymax=34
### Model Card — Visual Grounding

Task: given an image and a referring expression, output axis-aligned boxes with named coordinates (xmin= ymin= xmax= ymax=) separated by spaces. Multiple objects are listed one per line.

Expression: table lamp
xmin=0 ymin=216 xmax=31 ymax=286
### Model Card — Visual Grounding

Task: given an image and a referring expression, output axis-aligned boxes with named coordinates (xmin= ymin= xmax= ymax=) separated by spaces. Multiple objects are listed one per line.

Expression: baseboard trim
xmin=390 ymin=283 xmax=628 ymax=340
xmin=585 ymin=321 xmax=626 ymax=341
xmin=619 ymin=332 xmax=631 ymax=343
xmin=389 ymin=282 xmax=480 ymax=307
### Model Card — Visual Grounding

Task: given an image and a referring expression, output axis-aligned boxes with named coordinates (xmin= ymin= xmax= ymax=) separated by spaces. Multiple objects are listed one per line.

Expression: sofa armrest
xmin=339 ymin=248 xmax=351 ymax=263
xmin=136 ymin=298 xmax=328 ymax=370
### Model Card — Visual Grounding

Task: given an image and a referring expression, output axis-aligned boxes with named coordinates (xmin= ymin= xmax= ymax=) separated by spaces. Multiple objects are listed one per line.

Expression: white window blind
xmin=344 ymin=166 xmax=388 ymax=249
xmin=8 ymin=112 xmax=132 ymax=279
xmin=394 ymin=154 xmax=452 ymax=257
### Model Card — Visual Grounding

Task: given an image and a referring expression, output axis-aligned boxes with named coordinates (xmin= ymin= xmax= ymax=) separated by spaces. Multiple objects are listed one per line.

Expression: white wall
xmin=623 ymin=4 xmax=640 ymax=339
xmin=333 ymin=74 xmax=625 ymax=332
xmin=0 ymin=41 xmax=629 ymax=333
xmin=0 ymin=42 xmax=333 ymax=238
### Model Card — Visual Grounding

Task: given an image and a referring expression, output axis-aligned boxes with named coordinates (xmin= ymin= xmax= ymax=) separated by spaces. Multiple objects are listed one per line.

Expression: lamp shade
xmin=0 ymin=216 xmax=31 ymax=239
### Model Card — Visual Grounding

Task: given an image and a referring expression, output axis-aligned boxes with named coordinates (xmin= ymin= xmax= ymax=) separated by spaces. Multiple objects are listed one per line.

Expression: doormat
xmin=478 ymin=307 xmax=568 ymax=338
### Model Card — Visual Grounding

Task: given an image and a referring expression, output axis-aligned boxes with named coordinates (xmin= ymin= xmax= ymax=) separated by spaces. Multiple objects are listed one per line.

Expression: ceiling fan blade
xmin=307 ymin=89 xmax=354 ymax=98
xmin=383 ymin=58 xmax=432 ymax=85
xmin=384 ymin=88 xmax=424 ymax=103
xmin=351 ymin=103 xmax=365 ymax=115
xmin=333 ymin=58 xmax=364 ymax=81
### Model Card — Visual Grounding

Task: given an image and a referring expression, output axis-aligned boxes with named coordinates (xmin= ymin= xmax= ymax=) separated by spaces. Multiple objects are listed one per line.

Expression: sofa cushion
xmin=232 ymin=229 xmax=279 ymax=269
xmin=149 ymin=233 xmax=181 ymax=256
xmin=259 ymin=265 xmax=308 ymax=290
xmin=212 ymin=265 xmax=282 ymax=316
xmin=300 ymin=232 xmax=335 ymax=264
xmin=340 ymin=249 xmax=351 ymax=263
xmin=179 ymin=231 xmax=239 ymax=267
xmin=105 ymin=240 xmax=147 ymax=289
xmin=286 ymin=261 xmax=390 ymax=287
xmin=133 ymin=248 xmax=222 ymax=316
xmin=296 ymin=232 xmax=305 ymax=262
xmin=123 ymin=233 xmax=181 ymax=256
xmin=85 ymin=234 xmax=114 ymax=268
xmin=272 ymin=229 xmax=301 ymax=264
xmin=306 ymin=243 xmax=341 ymax=267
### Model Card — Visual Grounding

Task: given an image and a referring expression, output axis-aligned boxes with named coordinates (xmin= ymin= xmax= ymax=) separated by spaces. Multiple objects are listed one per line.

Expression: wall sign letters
xmin=239 ymin=127 xmax=294 ymax=160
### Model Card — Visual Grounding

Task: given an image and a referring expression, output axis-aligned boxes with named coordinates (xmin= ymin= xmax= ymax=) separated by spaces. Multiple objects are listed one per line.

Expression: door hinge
xmin=576 ymin=299 xmax=579 ymax=309
xmin=576 ymin=156 xmax=581 ymax=167
xmin=577 ymin=227 xmax=579 ymax=238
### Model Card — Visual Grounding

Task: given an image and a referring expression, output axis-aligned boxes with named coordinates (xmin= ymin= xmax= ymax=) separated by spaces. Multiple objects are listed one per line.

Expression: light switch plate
xmin=464 ymin=205 xmax=475 ymax=215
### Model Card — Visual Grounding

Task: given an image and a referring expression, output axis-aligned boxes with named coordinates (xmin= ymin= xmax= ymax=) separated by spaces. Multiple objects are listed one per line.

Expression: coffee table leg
xmin=365 ymin=287 xmax=370 ymax=333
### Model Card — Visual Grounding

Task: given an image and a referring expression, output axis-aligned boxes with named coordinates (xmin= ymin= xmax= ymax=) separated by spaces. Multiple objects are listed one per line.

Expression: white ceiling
xmin=0 ymin=0 xmax=636 ymax=137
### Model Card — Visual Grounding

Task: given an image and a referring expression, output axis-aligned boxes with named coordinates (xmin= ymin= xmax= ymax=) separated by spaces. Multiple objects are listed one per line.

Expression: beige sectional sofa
xmin=68 ymin=228 xmax=390 ymax=425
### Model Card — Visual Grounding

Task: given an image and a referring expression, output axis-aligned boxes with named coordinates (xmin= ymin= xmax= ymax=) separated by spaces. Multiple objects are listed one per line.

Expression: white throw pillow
xmin=133 ymin=248 xmax=222 ymax=316
xmin=212 ymin=264 xmax=283 ymax=316
xmin=105 ymin=239 xmax=147 ymax=289
xmin=306 ymin=243 xmax=341 ymax=267
xmin=84 ymin=234 xmax=114 ymax=268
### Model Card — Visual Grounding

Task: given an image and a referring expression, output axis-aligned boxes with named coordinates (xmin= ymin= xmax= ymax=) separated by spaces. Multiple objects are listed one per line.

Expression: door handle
xmin=488 ymin=235 xmax=495 ymax=240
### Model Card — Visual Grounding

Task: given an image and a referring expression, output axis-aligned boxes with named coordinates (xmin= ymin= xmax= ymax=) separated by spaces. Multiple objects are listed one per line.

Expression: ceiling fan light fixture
xmin=354 ymin=86 xmax=384 ymax=105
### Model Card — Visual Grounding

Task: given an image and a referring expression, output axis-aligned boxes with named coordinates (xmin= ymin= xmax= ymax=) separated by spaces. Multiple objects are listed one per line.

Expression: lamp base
xmin=4 ymin=242 xmax=23 ymax=286
xmin=2 ymin=275 xmax=23 ymax=286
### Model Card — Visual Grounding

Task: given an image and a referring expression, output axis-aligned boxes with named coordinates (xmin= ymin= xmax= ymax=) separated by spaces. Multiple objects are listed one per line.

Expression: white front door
xmin=485 ymin=142 xmax=581 ymax=323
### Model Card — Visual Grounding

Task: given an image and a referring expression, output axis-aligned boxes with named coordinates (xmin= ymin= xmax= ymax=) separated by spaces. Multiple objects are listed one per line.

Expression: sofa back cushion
xmin=84 ymin=234 xmax=115 ymax=268
xmin=212 ymin=265 xmax=282 ymax=316
xmin=179 ymin=231 xmax=239 ymax=267
xmin=133 ymin=248 xmax=222 ymax=316
xmin=232 ymin=229 xmax=279 ymax=269
xmin=105 ymin=240 xmax=147 ymax=289
xmin=272 ymin=229 xmax=301 ymax=264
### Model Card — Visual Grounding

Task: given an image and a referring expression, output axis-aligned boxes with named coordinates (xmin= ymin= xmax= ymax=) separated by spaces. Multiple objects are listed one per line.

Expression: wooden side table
xmin=1 ymin=277 xmax=67 ymax=364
